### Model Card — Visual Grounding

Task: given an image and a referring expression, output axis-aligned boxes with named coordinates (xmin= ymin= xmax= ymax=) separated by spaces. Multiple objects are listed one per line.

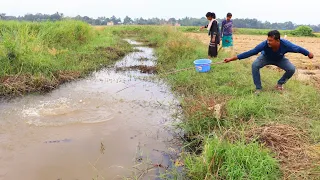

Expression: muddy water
xmin=0 ymin=40 xmax=181 ymax=180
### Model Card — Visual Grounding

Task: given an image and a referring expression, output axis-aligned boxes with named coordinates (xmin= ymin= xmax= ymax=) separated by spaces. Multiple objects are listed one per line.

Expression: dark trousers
xmin=208 ymin=35 xmax=218 ymax=57
xmin=252 ymin=55 xmax=296 ymax=89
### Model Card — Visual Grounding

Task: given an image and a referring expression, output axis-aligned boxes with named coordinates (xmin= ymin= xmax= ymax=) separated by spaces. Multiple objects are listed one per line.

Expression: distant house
xmin=175 ymin=23 xmax=181 ymax=27
xmin=107 ymin=21 xmax=114 ymax=26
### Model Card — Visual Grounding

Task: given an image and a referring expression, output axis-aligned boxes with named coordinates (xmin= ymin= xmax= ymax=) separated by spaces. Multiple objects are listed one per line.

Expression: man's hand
xmin=224 ymin=57 xmax=238 ymax=63
xmin=224 ymin=58 xmax=233 ymax=63
xmin=200 ymin=26 xmax=205 ymax=30
xmin=308 ymin=52 xmax=314 ymax=59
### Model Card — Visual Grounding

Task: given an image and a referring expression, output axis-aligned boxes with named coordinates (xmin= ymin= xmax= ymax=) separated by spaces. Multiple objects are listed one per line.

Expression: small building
xmin=175 ymin=23 xmax=181 ymax=27
xmin=107 ymin=21 xmax=114 ymax=26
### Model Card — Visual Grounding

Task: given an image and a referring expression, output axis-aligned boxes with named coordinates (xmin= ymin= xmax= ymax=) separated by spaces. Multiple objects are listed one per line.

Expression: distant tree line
xmin=1 ymin=12 xmax=320 ymax=32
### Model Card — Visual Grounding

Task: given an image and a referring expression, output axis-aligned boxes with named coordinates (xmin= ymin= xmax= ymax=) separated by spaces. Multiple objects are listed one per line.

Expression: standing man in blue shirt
xmin=224 ymin=30 xmax=314 ymax=94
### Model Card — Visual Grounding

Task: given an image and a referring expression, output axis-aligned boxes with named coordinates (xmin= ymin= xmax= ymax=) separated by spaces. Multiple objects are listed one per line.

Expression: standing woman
xmin=201 ymin=12 xmax=220 ymax=58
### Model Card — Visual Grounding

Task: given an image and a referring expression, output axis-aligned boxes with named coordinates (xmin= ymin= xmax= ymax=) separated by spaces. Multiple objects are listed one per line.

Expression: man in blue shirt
xmin=224 ymin=30 xmax=314 ymax=94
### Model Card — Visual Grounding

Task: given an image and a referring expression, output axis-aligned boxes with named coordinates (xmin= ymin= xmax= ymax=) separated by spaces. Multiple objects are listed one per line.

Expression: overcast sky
xmin=1 ymin=0 xmax=319 ymax=25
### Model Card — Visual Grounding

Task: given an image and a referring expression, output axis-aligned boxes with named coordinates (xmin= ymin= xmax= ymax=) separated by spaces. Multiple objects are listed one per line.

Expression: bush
xmin=291 ymin=26 xmax=315 ymax=37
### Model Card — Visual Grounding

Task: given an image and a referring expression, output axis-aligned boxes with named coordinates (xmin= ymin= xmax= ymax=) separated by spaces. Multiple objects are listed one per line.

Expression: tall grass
xmin=111 ymin=26 xmax=320 ymax=179
xmin=185 ymin=138 xmax=281 ymax=180
xmin=0 ymin=21 xmax=131 ymax=96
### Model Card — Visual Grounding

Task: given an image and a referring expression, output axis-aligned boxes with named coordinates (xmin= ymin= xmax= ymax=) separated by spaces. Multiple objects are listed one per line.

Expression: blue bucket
xmin=194 ymin=59 xmax=212 ymax=73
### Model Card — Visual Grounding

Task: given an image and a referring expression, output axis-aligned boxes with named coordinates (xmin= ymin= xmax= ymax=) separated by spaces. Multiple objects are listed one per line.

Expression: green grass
xmin=177 ymin=26 xmax=202 ymax=33
xmin=109 ymin=26 xmax=320 ymax=179
xmin=185 ymin=137 xmax=281 ymax=180
xmin=0 ymin=21 xmax=132 ymax=96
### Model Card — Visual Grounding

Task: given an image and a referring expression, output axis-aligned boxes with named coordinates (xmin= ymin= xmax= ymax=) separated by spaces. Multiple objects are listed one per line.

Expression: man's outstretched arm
xmin=224 ymin=41 xmax=266 ymax=63
xmin=286 ymin=41 xmax=314 ymax=59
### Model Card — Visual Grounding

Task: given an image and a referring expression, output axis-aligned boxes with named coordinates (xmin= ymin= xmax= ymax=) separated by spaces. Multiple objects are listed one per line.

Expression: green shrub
xmin=291 ymin=26 xmax=315 ymax=37
xmin=185 ymin=138 xmax=281 ymax=180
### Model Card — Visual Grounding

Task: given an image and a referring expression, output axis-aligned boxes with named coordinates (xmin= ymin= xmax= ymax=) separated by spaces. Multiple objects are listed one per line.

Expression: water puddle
xmin=0 ymin=40 xmax=181 ymax=180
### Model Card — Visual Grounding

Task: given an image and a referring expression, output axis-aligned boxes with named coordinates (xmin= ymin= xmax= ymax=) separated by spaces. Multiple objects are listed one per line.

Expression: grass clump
xmin=185 ymin=137 xmax=281 ymax=180
xmin=0 ymin=21 xmax=132 ymax=96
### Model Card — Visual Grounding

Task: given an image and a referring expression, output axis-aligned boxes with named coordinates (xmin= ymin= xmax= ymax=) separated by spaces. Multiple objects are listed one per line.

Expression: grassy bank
xmin=110 ymin=26 xmax=320 ymax=179
xmin=0 ymin=21 xmax=131 ymax=96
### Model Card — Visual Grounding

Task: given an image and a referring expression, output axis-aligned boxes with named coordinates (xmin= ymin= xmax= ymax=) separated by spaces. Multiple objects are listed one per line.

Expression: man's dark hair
xmin=206 ymin=12 xmax=216 ymax=19
xmin=227 ymin=13 xmax=232 ymax=17
xmin=268 ymin=30 xmax=281 ymax=40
